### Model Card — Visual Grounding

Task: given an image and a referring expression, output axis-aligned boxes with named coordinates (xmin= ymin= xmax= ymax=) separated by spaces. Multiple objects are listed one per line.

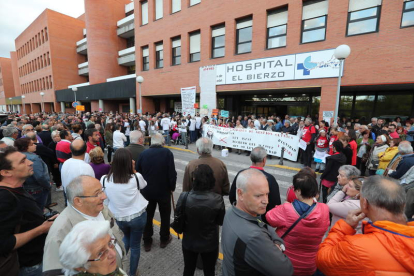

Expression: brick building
xmin=15 ymin=9 xmax=86 ymax=113
xmin=0 ymin=58 xmax=17 ymax=112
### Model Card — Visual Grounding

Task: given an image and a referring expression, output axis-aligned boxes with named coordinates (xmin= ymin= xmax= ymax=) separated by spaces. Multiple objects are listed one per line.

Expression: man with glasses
xmin=42 ymin=175 xmax=126 ymax=274
xmin=21 ymin=124 xmax=43 ymax=144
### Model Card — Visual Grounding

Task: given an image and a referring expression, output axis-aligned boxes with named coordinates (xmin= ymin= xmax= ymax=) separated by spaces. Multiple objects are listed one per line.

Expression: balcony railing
xmin=118 ymin=47 xmax=135 ymax=66
xmin=76 ymin=38 xmax=87 ymax=55
xmin=117 ymin=14 xmax=135 ymax=38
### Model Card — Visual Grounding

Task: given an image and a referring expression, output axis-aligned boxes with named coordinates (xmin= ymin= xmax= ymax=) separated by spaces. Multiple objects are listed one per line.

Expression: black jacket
xmin=281 ymin=126 xmax=293 ymax=134
xmin=136 ymin=145 xmax=177 ymax=200
xmin=321 ymin=153 xmax=347 ymax=182
xmin=177 ymin=190 xmax=225 ymax=252
xmin=229 ymin=168 xmax=281 ymax=224
xmin=38 ymin=131 xmax=52 ymax=148
xmin=343 ymin=145 xmax=353 ymax=165
xmin=35 ymin=143 xmax=57 ymax=170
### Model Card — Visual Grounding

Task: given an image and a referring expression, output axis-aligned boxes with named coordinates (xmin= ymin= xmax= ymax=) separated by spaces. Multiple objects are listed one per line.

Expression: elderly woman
xmin=327 ymin=165 xmax=361 ymax=203
xmin=281 ymin=120 xmax=293 ymax=134
xmin=327 ymin=177 xmax=365 ymax=233
xmin=367 ymin=134 xmax=389 ymax=176
xmin=266 ymin=173 xmax=329 ymax=276
xmin=377 ymin=138 xmax=400 ymax=175
xmin=89 ymin=147 xmax=111 ymax=180
xmin=59 ymin=221 xmax=127 ymax=276
xmin=14 ymin=138 xmax=50 ymax=210
xmin=177 ymin=164 xmax=225 ymax=276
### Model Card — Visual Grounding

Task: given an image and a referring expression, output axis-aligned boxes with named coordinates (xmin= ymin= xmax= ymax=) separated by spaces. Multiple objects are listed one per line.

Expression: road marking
xmin=165 ymin=145 xmax=196 ymax=154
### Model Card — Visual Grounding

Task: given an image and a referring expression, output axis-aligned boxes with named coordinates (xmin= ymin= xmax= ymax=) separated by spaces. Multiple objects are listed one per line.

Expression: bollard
xmin=279 ymin=147 xmax=285 ymax=165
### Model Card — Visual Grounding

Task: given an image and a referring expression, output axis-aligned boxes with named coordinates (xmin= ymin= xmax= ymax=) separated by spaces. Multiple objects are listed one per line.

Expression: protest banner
xmin=181 ymin=86 xmax=196 ymax=116
xmin=204 ymin=125 xmax=300 ymax=161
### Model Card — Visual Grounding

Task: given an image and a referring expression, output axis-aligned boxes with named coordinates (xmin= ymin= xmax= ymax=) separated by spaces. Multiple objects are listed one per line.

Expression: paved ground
xmin=50 ymin=142 xmax=310 ymax=275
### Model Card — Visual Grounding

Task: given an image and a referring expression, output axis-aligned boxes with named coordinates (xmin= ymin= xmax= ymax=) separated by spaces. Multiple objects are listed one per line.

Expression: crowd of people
xmin=0 ymin=110 xmax=413 ymax=276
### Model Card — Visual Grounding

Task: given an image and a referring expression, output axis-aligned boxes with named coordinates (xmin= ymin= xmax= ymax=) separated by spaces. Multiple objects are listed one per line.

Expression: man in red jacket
xmin=302 ymin=118 xmax=317 ymax=167
xmin=85 ymin=128 xmax=100 ymax=154
xmin=317 ymin=175 xmax=414 ymax=275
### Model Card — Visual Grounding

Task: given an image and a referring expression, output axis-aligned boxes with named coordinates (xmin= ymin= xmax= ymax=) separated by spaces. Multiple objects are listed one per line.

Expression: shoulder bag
xmin=102 ymin=174 xmax=141 ymax=191
xmin=281 ymin=203 xmax=316 ymax=239
xmin=171 ymin=192 xmax=189 ymax=235
xmin=0 ymin=188 xmax=21 ymax=276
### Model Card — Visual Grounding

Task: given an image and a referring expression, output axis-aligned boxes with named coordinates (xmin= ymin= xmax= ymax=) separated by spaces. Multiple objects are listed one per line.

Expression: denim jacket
xmin=23 ymin=152 xmax=50 ymax=191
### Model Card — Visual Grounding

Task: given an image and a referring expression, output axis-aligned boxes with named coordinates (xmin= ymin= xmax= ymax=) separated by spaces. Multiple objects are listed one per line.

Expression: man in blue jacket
xmin=389 ymin=141 xmax=414 ymax=182
xmin=136 ymin=133 xmax=177 ymax=252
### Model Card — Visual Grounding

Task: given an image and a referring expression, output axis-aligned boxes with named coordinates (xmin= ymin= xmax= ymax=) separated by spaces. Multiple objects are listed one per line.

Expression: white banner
xmin=181 ymin=86 xmax=196 ymax=116
xmin=174 ymin=102 xmax=182 ymax=113
xmin=204 ymin=125 xmax=300 ymax=161
xmin=199 ymin=65 xmax=217 ymax=114
xmin=215 ymin=48 xmax=343 ymax=85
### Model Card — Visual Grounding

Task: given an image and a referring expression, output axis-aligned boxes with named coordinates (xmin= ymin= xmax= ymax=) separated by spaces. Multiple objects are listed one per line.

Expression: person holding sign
xmin=302 ymin=118 xmax=317 ymax=168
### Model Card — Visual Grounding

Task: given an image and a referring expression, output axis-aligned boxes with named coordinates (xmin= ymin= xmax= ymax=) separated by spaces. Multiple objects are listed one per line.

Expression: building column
xmin=319 ymin=85 xmax=338 ymax=121
xmin=99 ymin=99 xmax=104 ymax=112
xmin=61 ymin=102 xmax=66 ymax=113
xmin=129 ymin=97 xmax=136 ymax=114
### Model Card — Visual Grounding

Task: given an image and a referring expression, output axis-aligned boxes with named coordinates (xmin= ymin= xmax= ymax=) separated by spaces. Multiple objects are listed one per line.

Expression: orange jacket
xmin=316 ymin=219 xmax=414 ymax=276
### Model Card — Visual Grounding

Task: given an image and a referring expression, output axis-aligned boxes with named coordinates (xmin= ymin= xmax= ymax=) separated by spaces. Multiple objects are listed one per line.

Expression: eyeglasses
xmin=88 ymin=238 xmax=117 ymax=262
xmin=76 ymin=187 xmax=106 ymax=198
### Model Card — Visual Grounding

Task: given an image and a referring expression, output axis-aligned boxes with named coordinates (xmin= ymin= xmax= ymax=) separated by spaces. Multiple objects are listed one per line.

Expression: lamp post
xmin=136 ymin=76 xmax=144 ymax=114
xmin=21 ymin=95 xmax=26 ymax=114
xmin=333 ymin=45 xmax=351 ymax=124
xmin=8 ymin=97 xmax=12 ymax=113
xmin=40 ymin=92 xmax=45 ymax=113
xmin=72 ymin=87 xmax=78 ymax=102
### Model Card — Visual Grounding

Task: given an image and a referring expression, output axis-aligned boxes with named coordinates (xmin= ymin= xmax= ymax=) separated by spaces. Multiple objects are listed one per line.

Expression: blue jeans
xmin=163 ymin=130 xmax=170 ymax=146
xmin=190 ymin=131 xmax=197 ymax=143
xmin=19 ymin=262 xmax=42 ymax=276
xmin=116 ymin=211 xmax=147 ymax=276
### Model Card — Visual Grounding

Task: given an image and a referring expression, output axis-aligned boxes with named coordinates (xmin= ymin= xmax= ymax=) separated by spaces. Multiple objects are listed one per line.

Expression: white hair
xmin=196 ymin=137 xmax=213 ymax=155
xmin=66 ymin=176 xmax=91 ymax=205
xmin=130 ymin=130 xmax=143 ymax=144
xmin=60 ymin=221 xmax=110 ymax=276
xmin=51 ymin=130 xmax=60 ymax=139
xmin=22 ymin=124 xmax=33 ymax=132
xmin=151 ymin=133 xmax=164 ymax=146
xmin=236 ymin=168 xmax=265 ymax=200
xmin=399 ymin=141 xmax=413 ymax=155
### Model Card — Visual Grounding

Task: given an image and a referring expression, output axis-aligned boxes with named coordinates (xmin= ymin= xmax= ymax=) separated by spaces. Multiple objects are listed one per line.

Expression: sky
xmin=0 ymin=0 xmax=85 ymax=58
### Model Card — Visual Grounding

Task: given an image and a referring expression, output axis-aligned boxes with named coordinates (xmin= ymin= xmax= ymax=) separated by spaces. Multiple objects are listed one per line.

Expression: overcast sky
xmin=0 ymin=0 xmax=85 ymax=58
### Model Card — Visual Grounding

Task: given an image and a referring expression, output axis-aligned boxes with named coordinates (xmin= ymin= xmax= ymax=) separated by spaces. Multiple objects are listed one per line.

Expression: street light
xmin=72 ymin=87 xmax=78 ymax=102
xmin=40 ymin=92 xmax=45 ymax=113
xmin=333 ymin=44 xmax=351 ymax=124
xmin=21 ymin=95 xmax=26 ymax=114
xmin=136 ymin=76 xmax=144 ymax=114
xmin=8 ymin=97 xmax=12 ymax=113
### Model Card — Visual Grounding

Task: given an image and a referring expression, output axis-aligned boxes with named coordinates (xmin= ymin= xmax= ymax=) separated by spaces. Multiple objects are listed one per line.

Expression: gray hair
xmin=284 ymin=120 xmax=291 ymax=126
xmin=361 ymin=176 xmax=405 ymax=215
xmin=66 ymin=176 xmax=89 ymax=205
xmin=130 ymin=130 xmax=143 ymax=144
xmin=51 ymin=130 xmax=60 ymax=139
xmin=59 ymin=220 xmax=110 ymax=276
xmin=236 ymin=169 xmax=266 ymax=200
xmin=371 ymin=117 xmax=378 ymax=121
xmin=2 ymin=127 xmax=17 ymax=137
xmin=41 ymin=124 xmax=49 ymax=130
xmin=398 ymin=141 xmax=413 ymax=155
xmin=22 ymin=124 xmax=33 ymax=132
xmin=196 ymin=137 xmax=213 ymax=155
xmin=338 ymin=165 xmax=361 ymax=179
xmin=151 ymin=133 xmax=164 ymax=146
xmin=305 ymin=118 xmax=312 ymax=123
xmin=250 ymin=147 xmax=267 ymax=164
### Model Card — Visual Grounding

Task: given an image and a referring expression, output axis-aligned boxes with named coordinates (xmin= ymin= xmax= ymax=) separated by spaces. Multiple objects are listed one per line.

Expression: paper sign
xmin=202 ymin=104 xmax=208 ymax=109
xmin=181 ymin=86 xmax=196 ymax=116
xmin=220 ymin=110 xmax=229 ymax=118
xmin=212 ymin=109 xmax=219 ymax=116
xmin=323 ymin=111 xmax=334 ymax=124
xmin=194 ymin=103 xmax=199 ymax=108
xmin=200 ymin=108 xmax=208 ymax=116
xmin=76 ymin=105 xmax=85 ymax=111
xmin=299 ymin=139 xmax=307 ymax=151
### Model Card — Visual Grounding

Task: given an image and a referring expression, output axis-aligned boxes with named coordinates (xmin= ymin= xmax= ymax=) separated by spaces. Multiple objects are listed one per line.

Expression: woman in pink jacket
xmin=266 ymin=173 xmax=330 ymax=276
xmin=327 ymin=176 xmax=365 ymax=233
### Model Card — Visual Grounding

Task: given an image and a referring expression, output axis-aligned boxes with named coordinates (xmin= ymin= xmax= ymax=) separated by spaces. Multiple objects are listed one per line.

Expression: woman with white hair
xmin=59 ymin=220 xmax=127 ymax=276
xmin=367 ymin=134 xmax=389 ymax=176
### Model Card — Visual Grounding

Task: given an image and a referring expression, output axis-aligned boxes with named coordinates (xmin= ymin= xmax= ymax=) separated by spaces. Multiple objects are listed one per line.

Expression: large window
xmin=155 ymin=43 xmax=163 ymax=68
xmin=267 ymin=8 xmax=287 ymax=49
xmin=127 ymin=36 xmax=135 ymax=48
xmin=190 ymin=0 xmax=201 ymax=6
xmin=347 ymin=0 xmax=381 ymax=36
xmin=402 ymin=0 xmax=414 ymax=28
xmin=172 ymin=0 xmax=181 ymax=13
xmin=211 ymin=25 xmax=225 ymax=58
xmin=142 ymin=46 xmax=149 ymax=71
xmin=301 ymin=0 xmax=328 ymax=44
xmin=236 ymin=17 xmax=252 ymax=54
xmin=189 ymin=31 xmax=200 ymax=62
xmin=155 ymin=0 xmax=163 ymax=20
xmin=141 ymin=1 xmax=148 ymax=25
xmin=172 ymin=37 xmax=181 ymax=65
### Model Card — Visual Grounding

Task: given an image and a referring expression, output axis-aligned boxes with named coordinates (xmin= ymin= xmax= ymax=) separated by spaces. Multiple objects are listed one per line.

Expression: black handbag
xmin=171 ymin=192 xmax=189 ymax=235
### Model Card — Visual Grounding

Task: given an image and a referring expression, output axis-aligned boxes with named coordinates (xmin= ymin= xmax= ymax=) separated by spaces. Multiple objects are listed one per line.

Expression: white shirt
xmin=124 ymin=122 xmax=130 ymax=136
xmin=195 ymin=116 xmax=202 ymax=129
xmin=101 ymin=173 xmax=148 ymax=220
xmin=1 ymin=137 xmax=15 ymax=146
xmin=179 ymin=121 xmax=188 ymax=133
xmin=160 ymin=117 xmax=171 ymax=131
xmin=254 ymin=119 xmax=261 ymax=130
xmin=139 ymin=120 xmax=146 ymax=131
xmin=113 ymin=130 xmax=126 ymax=148
xmin=189 ymin=119 xmax=196 ymax=131
xmin=61 ymin=158 xmax=95 ymax=190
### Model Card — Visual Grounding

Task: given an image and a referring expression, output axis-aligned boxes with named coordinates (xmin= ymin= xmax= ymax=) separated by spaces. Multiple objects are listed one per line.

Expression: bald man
xmin=60 ymin=139 xmax=95 ymax=203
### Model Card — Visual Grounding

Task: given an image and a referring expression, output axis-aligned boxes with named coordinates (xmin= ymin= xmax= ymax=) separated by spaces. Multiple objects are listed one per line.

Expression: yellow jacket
xmin=378 ymin=146 xmax=399 ymax=170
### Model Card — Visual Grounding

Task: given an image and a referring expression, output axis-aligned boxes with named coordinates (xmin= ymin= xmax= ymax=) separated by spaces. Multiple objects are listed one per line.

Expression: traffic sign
xmin=72 ymin=102 xmax=79 ymax=108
